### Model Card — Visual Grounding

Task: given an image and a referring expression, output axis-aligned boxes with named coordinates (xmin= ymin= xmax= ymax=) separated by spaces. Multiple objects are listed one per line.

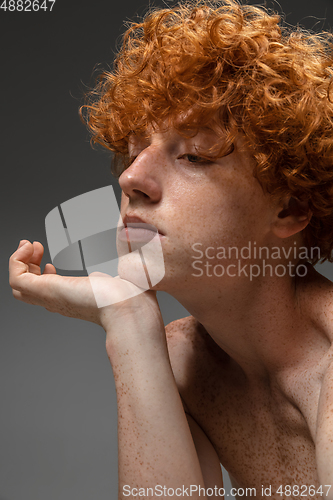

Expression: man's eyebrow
xmin=128 ymin=126 xmax=222 ymax=149
xmin=176 ymin=125 xmax=223 ymax=139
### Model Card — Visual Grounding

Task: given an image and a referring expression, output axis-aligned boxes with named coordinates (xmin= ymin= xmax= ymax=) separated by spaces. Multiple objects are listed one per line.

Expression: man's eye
xmin=179 ymin=154 xmax=213 ymax=164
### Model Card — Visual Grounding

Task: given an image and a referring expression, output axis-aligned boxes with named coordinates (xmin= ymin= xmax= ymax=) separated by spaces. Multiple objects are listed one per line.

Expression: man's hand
xmin=9 ymin=240 xmax=163 ymax=336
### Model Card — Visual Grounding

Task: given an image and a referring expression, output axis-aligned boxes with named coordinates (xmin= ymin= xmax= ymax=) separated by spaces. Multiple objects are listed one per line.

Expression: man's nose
xmin=118 ymin=148 xmax=162 ymax=203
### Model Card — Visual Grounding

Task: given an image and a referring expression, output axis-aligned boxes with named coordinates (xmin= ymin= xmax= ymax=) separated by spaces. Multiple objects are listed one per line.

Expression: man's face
xmin=118 ymin=125 xmax=277 ymax=296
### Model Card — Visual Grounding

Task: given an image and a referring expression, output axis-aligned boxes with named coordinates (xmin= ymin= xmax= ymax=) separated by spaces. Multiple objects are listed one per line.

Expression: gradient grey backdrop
xmin=2 ymin=1 xmax=333 ymax=499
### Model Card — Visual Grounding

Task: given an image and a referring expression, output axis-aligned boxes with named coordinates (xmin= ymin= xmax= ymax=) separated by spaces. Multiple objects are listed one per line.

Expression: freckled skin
xmin=166 ymin=314 xmax=329 ymax=498
xmin=119 ymin=127 xmax=333 ymax=499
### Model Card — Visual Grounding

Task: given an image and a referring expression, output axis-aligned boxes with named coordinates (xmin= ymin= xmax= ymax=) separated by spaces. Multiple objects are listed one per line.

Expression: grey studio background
xmin=1 ymin=0 xmax=333 ymax=499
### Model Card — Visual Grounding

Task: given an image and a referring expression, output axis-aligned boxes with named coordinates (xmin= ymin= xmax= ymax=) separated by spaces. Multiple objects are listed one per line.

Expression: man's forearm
xmin=106 ymin=327 xmax=206 ymax=498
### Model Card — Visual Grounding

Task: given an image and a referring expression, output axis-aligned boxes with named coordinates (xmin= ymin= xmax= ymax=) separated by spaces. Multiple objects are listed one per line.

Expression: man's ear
xmin=272 ymin=197 xmax=312 ymax=239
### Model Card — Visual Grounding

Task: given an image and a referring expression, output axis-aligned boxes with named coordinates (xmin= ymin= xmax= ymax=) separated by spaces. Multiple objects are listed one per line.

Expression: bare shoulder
xmin=165 ymin=316 xmax=199 ymax=380
xmin=165 ymin=315 xmax=198 ymax=346
xmin=165 ymin=316 xmax=229 ymax=405
xmin=165 ymin=317 xmax=197 ymax=409
xmin=165 ymin=315 xmax=229 ymax=356
xmin=165 ymin=315 xmax=220 ymax=361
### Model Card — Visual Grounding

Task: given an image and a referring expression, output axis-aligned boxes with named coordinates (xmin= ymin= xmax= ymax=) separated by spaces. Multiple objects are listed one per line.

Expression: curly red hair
xmin=81 ymin=0 xmax=333 ymax=264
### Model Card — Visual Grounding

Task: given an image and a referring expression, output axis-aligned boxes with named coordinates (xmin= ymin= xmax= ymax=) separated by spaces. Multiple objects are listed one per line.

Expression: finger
xmin=11 ymin=242 xmax=44 ymax=275
xmin=28 ymin=263 xmax=42 ymax=276
xmin=43 ymin=263 xmax=57 ymax=275
xmin=9 ymin=241 xmax=34 ymax=290
xmin=18 ymin=239 xmax=30 ymax=248
xmin=10 ymin=241 xmax=63 ymax=302
xmin=10 ymin=240 xmax=34 ymax=269
xmin=27 ymin=242 xmax=45 ymax=275
xmin=29 ymin=241 xmax=44 ymax=267
xmin=13 ymin=240 xmax=33 ymax=258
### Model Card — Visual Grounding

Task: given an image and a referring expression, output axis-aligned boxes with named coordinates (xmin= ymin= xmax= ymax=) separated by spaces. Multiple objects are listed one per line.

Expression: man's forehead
xmin=128 ymin=124 xmax=224 ymax=144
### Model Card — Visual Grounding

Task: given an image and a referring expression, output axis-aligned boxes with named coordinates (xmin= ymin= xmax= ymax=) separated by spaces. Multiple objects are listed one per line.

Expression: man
xmin=9 ymin=0 xmax=333 ymax=498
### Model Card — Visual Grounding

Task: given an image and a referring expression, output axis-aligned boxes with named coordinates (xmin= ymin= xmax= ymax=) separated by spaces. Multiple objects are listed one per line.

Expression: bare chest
xmin=186 ymin=382 xmax=319 ymax=497
xmin=177 ymin=334 xmax=323 ymax=498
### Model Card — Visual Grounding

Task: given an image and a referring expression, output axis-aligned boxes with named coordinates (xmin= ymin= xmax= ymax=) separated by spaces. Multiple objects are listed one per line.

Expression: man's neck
xmin=172 ymin=263 xmax=330 ymax=380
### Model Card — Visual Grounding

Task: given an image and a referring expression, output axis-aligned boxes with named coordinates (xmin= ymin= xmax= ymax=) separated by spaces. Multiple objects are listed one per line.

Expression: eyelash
xmin=126 ymin=154 xmax=213 ymax=169
xmin=178 ymin=144 xmax=235 ymax=165
xmin=178 ymin=154 xmax=214 ymax=165
xmin=126 ymin=144 xmax=234 ymax=168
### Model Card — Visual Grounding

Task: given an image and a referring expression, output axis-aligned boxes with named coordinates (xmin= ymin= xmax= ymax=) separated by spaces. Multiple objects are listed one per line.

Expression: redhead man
xmin=9 ymin=0 xmax=333 ymax=498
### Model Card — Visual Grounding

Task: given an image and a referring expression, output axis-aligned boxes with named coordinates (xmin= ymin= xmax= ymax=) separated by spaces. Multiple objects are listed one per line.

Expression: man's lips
xmin=118 ymin=215 xmax=164 ymax=244
xmin=122 ymin=216 xmax=164 ymax=235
